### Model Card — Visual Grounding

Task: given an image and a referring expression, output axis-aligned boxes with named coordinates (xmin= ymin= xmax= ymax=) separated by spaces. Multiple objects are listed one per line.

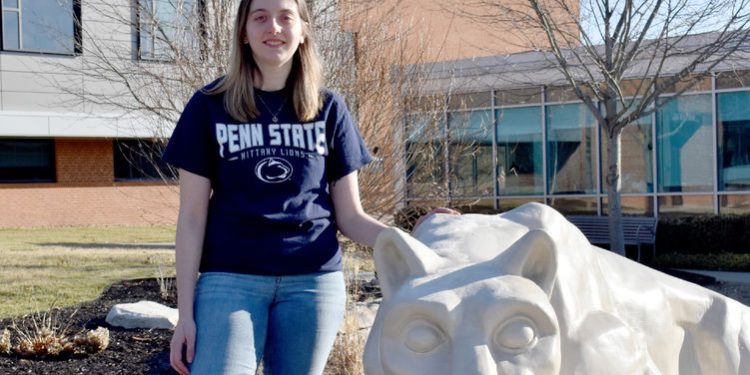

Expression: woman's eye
xmin=493 ymin=317 xmax=537 ymax=352
xmin=402 ymin=320 xmax=444 ymax=353
xmin=254 ymin=15 xmax=265 ymax=22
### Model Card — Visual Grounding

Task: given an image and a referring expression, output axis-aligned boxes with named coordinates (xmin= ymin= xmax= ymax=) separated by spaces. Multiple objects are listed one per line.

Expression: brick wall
xmin=0 ymin=185 xmax=179 ymax=227
xmin=56 ymin=139 xmax=114 ymax=186
xmin=0 ymin=138 xmax=179 ymax=228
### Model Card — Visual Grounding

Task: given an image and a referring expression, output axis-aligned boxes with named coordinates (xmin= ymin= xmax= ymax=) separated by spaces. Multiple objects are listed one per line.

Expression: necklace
xmin=256 ymin=93 xmax=287 ymax=123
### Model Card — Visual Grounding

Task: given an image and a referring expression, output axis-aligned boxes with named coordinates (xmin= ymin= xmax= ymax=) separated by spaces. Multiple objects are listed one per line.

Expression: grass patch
xmin=0 ymin=226 xmax=177 ymax=319
xmin=0 ymin=226 xmax=375 ymax=320
xmin=654 ymin=252 xmax=750 ymax=271
xmin=0 ymin=225 xmax=375 ymax=372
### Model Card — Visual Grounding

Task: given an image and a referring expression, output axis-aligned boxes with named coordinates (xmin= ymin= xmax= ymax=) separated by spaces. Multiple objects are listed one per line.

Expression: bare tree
xmin=442 ymin=0 xmax=750 ymax=255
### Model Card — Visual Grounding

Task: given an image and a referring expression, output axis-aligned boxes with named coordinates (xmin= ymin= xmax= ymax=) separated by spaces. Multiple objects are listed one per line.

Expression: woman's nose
xmin=266 ymin=18 xmax=282 ymax=34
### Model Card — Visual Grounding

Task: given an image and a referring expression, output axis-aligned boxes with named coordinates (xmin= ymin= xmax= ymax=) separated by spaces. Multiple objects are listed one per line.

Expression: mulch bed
xmin=0 ymin=272 xmax=748 ymax=374
xmin=0 ymin=278 xmax=177 ymax=375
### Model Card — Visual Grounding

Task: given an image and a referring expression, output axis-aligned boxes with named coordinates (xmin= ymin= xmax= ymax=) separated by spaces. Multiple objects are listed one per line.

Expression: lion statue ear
xmin=373 ymin=228 xmax=444 ymax=299
xmin=492 ymin=229 xmax=558 ymax=296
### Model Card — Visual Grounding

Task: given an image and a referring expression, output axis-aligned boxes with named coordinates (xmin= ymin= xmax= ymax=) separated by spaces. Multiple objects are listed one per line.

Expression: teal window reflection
xmin=656 ymin=95 xmax=713 ymax=192
xmin=546 ymin=103 xmax=597 ymax=194
xmin=718 ymin=91 xmax=750 ymax=191
xmin=601 ymin=102 xmax=653 ymax=193
xmin=448 ymin=110 xmax=494 ymax=196
xmin=496 ymin=107 xmax=543 ymax=195
xmin=405 ymin=113 xmax=446 ymax=198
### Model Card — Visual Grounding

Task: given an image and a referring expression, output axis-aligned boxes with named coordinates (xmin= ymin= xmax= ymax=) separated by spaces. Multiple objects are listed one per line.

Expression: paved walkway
xmin=676 ymin=269 xmax=750 ymax=284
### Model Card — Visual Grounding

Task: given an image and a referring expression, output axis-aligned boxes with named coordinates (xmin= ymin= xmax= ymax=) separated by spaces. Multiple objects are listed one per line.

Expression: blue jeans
xmin=189 ymin=271 xmax=346 ymax=375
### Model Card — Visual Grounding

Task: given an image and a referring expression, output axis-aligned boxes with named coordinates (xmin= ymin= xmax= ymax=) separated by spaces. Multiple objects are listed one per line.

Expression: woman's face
xmin=245 ymin=0 xmax=305 ymax=71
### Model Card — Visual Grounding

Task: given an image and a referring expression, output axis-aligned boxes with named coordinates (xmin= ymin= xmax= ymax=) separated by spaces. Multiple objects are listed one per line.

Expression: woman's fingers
xmin=185 ymin=323 xmax=196 ymax=364
xmin=171 ymin=330 xmax=190 ymax=375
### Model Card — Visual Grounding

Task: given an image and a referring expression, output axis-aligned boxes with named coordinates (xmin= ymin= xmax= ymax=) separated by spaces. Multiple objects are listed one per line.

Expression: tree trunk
xmin=606 ymin=127 xmax=625 ymax=256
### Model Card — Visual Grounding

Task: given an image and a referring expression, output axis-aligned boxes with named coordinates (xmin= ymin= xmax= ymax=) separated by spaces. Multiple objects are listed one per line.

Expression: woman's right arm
xmin=171 ymin=168 xmax=211 ymax=375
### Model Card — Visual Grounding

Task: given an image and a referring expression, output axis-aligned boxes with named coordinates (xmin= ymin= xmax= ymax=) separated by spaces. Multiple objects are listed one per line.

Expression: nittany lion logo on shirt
xmin=255 ymin=157 xmax=293 ymax=183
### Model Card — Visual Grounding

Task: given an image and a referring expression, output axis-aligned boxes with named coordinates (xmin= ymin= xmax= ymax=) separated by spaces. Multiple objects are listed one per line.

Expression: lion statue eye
xmin=494 ymin=317 xmax=538 ymax=352
xmin=402 ymin=320 xmax=445 ymax=353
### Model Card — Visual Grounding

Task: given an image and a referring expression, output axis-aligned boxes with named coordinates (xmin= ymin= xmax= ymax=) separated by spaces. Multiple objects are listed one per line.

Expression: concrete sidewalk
xmin=676 ymin=269 xmax=750 ymax=284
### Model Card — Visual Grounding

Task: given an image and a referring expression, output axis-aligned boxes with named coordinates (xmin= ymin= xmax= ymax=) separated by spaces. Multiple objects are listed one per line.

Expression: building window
xmin=1 ymin=0 xmax=81 ymax=54
xmin=113 ymin=139 xmax=174 ymax=181
xmin=0 ymin=139 xmax=56 ymax=183
xmin=448 ymin=110 xmax=494 ymax=197
xmin=137 ymin=0 xmax=202 ymax=61
xmin=717 ymin=91 xmax=750 ymax=191
xmin=601 ymin=103 xmax=653 ymax=194
xmin=656 ymin=94 xmax=713 ymax=193
xmin=496 ymin=106 xmax=543 ymax=196
xmin=546 ymin=103 xmax=598 ymax=194
xmin=405 ymin=113 xmax=446 ymax=198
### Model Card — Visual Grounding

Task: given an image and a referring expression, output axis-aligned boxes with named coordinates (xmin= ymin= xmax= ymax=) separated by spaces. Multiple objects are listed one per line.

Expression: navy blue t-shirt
xmin=162 ymin=83 xmax=373 ymax=275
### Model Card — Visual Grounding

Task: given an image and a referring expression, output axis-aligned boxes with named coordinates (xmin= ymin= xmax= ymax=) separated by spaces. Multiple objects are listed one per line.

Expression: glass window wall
xmin=404 ymin=80 xmax=750 ymax=217
xmin=496 ymin=106 xmax=543 ymax=195
xmin=717 ymin=91 xmax=750 ymax=191
xmin=601 ymin=196 xmax=655 ymax=216
xmin=656 ymin=94 xmax=713 ymax=193
xmin=658 ymin=195 xmax=714 ymax=216
xmin=405 ymin=113 xmax=446 ymax=198
xmin=548 ymin=196 xmax=598 ymax=215
xmin=601 ymin=105 xmax=653 ymax=193
xmin=719 ymin=194 xmax=750 ymax=215
xmin=448 ymin=110 xmax=494 ymax=197
xmin=546 ymin=103 xmax=597 ymax=194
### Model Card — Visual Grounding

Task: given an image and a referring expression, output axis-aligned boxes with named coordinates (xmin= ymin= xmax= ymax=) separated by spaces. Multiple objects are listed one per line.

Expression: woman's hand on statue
xmin=413 ymin=207 xmax=461 ymax=233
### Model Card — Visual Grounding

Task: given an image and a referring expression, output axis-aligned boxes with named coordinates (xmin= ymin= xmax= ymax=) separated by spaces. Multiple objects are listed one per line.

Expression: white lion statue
xmin=364 ymin=203 xmax=750 ymax=375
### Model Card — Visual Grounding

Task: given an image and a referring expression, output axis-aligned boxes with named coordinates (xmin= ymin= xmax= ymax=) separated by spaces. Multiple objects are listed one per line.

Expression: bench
xmin=566 ymin=215 xmax=658 ymax=262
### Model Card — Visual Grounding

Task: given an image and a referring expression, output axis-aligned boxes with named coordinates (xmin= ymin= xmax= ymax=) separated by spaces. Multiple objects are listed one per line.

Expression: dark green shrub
xmin=656 ymin=214 xmax=750 ymax=255
xmin=654 ymin=252 xmax=750 ymax=271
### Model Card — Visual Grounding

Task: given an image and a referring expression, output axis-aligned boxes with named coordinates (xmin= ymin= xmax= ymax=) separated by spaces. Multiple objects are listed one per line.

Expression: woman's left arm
xmin=331 ymin=170 xmax=389 ymax=247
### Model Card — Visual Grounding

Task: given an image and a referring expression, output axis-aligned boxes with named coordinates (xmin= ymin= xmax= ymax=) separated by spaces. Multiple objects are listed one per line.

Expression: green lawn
xmin=0 ymin=226 xmax=376 ymax=319
xmin=0 ymin=225 xmax=177 ymax=319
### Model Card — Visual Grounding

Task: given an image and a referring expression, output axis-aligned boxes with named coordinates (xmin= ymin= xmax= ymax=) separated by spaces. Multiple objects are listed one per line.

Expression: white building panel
xmin=0 ymin=114 xmax=49 ymax=136
xmin=49 ymin=115 xmax=118 ymax=137
xmin=2 ymin=70 xmax=83 ymax=94
xmin=2 ymin=92 xmax=83 ymax=112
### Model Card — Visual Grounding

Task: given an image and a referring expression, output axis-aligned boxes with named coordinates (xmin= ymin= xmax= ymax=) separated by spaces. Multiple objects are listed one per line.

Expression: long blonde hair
xmin=206 ymin=0 xmax=323 ymax=122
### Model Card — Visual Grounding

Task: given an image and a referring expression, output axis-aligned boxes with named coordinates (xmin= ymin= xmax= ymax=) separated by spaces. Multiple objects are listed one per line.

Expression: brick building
xmin=0 ymin=0 xmax=182 ymax=227
xmin=2 ymin=0 xmax=539 ymax=228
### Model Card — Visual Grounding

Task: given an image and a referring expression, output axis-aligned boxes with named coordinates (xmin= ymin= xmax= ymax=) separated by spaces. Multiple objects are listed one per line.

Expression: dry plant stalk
xmin=326 ymin=313 xmax=366 ymax=375
xmin=5 ymin=306 xmax=110 ymax=358
xmin=72 ymin=327 xmax=110 ymax=354
xmin=0 ymin=329 xmax=10 ymax=354
xmin=157 ymin=264 xmax=176 ymax=301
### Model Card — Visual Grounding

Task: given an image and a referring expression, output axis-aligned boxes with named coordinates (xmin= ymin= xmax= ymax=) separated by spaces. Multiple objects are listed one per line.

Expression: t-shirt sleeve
xmin=162 ymin=91 xmax=215 ymax=179
xmin=326 ymin=94 xmax=374 ymax=182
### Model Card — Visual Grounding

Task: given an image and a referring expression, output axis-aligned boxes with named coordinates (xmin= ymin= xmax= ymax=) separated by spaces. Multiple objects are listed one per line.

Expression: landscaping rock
xmin=105 ymin=300 xmax=178 ymax=330
xmin=351 ymin=300 xmax=380 ymax=331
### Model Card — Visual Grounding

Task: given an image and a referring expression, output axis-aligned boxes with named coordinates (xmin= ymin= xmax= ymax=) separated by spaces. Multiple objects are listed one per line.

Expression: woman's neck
xmin=254 ymin=62 xmax=292 ymax=91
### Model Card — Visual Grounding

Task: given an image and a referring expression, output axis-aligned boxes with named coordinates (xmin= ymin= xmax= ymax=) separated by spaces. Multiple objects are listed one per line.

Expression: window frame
xmin=113 ymin=139 xmax=175 ymax=182
xmin=0 ymin=0 xmax=82 ymax=55
xmin=0 ymin=138 xmax=57 ymax=184
xmin=135 ymin=0 xmax=206 ymax=62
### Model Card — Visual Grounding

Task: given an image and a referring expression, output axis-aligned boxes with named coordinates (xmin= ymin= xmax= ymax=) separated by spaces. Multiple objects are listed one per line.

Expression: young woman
xmin=162 ymin=0 xmax=389 ymax=373
xmin=164 ymin=0 xmax=457 ymax=373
